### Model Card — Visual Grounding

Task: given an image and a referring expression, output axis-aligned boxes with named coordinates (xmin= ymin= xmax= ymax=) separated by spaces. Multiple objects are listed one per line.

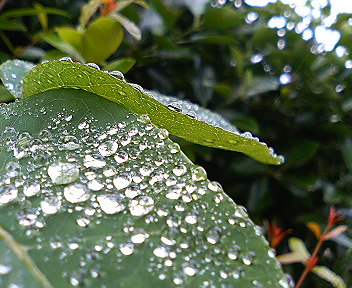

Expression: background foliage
xmin=0 ymin=0 xmax=351 ymax=287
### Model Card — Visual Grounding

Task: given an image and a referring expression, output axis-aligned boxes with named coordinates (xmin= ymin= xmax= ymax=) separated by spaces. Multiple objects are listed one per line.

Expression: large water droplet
xmin=129 ymin=195 xmax=154 ymax=216
xmin=206 ymin=227 xmax=222 ymax=244
xmin=48 ymin=162 xmax=79 ymax=185
xmin=113 ymin=174 xmax=132 ymax=190
xmin=97 ymin=194 xmax=126 ymax=214
xmin=64 ymin=184 xmax=90 ymax=203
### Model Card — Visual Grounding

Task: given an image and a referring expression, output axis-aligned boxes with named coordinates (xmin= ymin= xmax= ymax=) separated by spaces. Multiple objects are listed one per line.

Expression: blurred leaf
xmin=287 ymin=140 xmax=320 ymax=167
xmin=33 ymin=3 xmax=48 ymax=32
xmin=40 ymin=33 xmax=85 ymax=63
xmin=0 ymin=19 xmax=26 ymax=31
xmin=0 ymin=60 xmax=35 ymax=98
xmin=0 ymin=86 xmax=15 ymax=103
xmin=323 ymin=226 xmax=348 ymax=241
xmin=19 ymin=47 xmax=46 ymax=60
xmin=253 ymin=27 xmax=277 ymax=50
xmin=203 ymin=6 xmax=242 ymax=31
xmin=312 ymin=266 xmax=346 ymax=288
xmin=57 ymin=27 xmax=84 ymax=52
xmin=103 ymin=57 xmax=136 ymax=73
xmin=287 ymin=237 xmax=310 ymax=260
xmin=277 ymin=252 xmax=307 ymax=264
xmin=230 ymin=47 xmax=244 ymax=77
xmin=110 ymin=13 xmax=141 ymax=41
xmin=79 ymin=0 xmax=102 ymax=29
xmin=307 ymin=222 xmax=322 ymax=240
xmin=232 ymin=116 xmax=260 ymax=135
xmin=333 ymin=234 xmax=352 ymax=249
xmin=41 ymin=49 xmax=67 ymax=62
xmin=149 ymin=0 xmax=180 ymax=29
xmin=341 ymin=138 xmax=352 ymax=171
xmin=82 ymin=17 xmax=124 ymax=64
xmin=246 ymin=76 xmax=279 ymax=97
xmin=0 ymin=7 xmax=70 ymax=18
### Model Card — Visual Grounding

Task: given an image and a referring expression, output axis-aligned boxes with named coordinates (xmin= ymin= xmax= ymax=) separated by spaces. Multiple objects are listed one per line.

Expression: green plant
xmin=0 ymin=59 xmax=288 ymax=287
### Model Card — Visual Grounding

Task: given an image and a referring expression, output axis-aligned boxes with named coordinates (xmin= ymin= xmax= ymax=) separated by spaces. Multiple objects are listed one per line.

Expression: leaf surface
xmin=21 ymin=60 xmax=284 ymax=165
xmin=0 ymin=89 xmax=287 ymax=287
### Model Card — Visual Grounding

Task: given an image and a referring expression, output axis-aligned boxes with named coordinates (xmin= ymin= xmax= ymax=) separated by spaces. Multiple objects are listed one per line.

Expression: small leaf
xmin=21 ymin=61 xmax=284 ymax=165
xmin=82 ymin=17 xmax=124 ymax=63
xmin=103 ymin=57 xmax=136 ymax=73
xmin=0 ymin=60 xmax=35 ymax=98
xmin=277 ymin=252 xmax=308 ymax=264
xmin=0 ymin=18 xmax=27 ymax=31
xmin=79 ymin=0 xmax=102 ymax=29
xmin=0 ymin=7 xmax=70 ymax=18
xmin=323 ymin=225 xmax=348 ymax=241
xmin=311 ymin=266 xmax=346 ymax=288
xmin=40 ymin=33 xmax=85 ymax=63
xmin=33 ymin=3 xmax=48 ymax=31
xmin=110 ymin=13 xmax=141 ymax=41
xmin=56 ymin=27 xmax=84 ymax=52
xmin=287 ymin=237 xmax=310 ymax=260
xmin=307 ymin=222 xmax=322 ymax=240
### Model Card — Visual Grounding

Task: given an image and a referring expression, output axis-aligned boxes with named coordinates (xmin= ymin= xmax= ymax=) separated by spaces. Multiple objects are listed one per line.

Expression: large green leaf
xmin=20 ymin=60 xmax=284 ymax=165
xmin=0 ymin=88 xmax=288 ymax=287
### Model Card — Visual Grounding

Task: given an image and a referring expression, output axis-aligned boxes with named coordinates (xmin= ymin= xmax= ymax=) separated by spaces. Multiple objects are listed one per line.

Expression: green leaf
xmin=0 ymin=7 xmax=70 ymax=18
xmin=0 ymin=86 xmax=15 ymax=103
xmin=39 ymin=33 xmax=85 ymax=63
xmin=0 ymin=88 xmax=287 ymax=287
xmin=341 ymin=138 xmax=352 ymax=171
xmin=103 ymin=57 xmax=136 ymax=73
xmin=79 ymin=0 xmax=102 ymax=29
xmin=0 ymin=18 xmax=27 ymax=31
xmin=110 ymin=13 xmax=142 ymax=41
xmin=56 ymin=27 xmax=84 ymax=53
xmin=287 ymin=140 xmax=320 ymax=167
xmin=0 ymin=60 xmax=35 ymax=98
xmin=20 ymin=60 xmax=284 ymax=165
xmin=81 ymin=17 xmax=124 ymax=64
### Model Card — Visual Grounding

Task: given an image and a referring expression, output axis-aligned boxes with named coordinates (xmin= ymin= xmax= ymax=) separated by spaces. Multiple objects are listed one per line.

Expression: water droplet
xmin=191 ymin=166 xmax=207 ymax=181
xmin=168 ymin=143 xmax=180 ymax=154
xmin=129 ymin=83 xmax=144 ymax=92
xmin=64 ymin=184 xmax=90 ymax=203
xmin=109 ymin=70 xmax=124 ymax=80
xmin=84 ymin=154 xmax=106 ymax=168
xmin=227 ymin=245 xmax=240 ymax=260
xmin=119 ymin=243 xmax=134 ymax=255
xmin=5 ymin=162 xmax=21 ymax=178
xmin=0 ymin=185 xmax=18 ymax=204
xmin=113 ymin=173 xmax=132 ymax=190
xmin=153 ymin=246 xmax=168 ymax=258
xmin=59 ymin=57 xmax=73 ymax=62
xmin=172 ymin=164 xmax=187 ymax=176
xmin=242 ymin=251 xmax=256 ymax=265
xmin=41 ymin=197 xmax=61 ymax=214
xmin=98 ymin=141 xmax=118 ymax=156
xmin=167 ymin=102 xmax=182 ymax=112
xmin=97 ymin=194 xmax=126 ymax=214
xmin=186 ymin=111 xmax=197 ymax=119
xmin=206 ymin=227 xmax=222 ymax=244
xmin=85 ymin=63 xmax=100 ymax=70
xmin=131 ymin=229 xmax=149 ymax=244
xmin=129 ymin=195 xmax=154 ymax=216
xmin=48 ymin=162 xmax=79 ymax=185
xmin=23 ymin=183 xmax=41 ymax=197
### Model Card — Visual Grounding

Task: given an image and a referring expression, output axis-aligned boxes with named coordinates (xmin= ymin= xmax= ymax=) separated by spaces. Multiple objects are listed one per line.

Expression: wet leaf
xmin=0 ymin=60 xmax=35 ymax=99
xmin=20 ymin=60 xmax=284 ymax=165
xmin=0 ymin=88 xmax=287 ymax=287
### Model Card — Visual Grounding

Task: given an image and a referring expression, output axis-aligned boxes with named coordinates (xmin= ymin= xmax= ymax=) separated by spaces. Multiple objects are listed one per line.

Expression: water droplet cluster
xmin=0 ymin=69 xmax=287 ymax=287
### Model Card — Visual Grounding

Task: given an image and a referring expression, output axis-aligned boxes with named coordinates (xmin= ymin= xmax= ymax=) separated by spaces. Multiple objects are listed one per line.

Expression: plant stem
xmin=0 ymin=225 xmax=54 ymax=288
xmin=294 ymin=224 xmax=331 ymax=288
